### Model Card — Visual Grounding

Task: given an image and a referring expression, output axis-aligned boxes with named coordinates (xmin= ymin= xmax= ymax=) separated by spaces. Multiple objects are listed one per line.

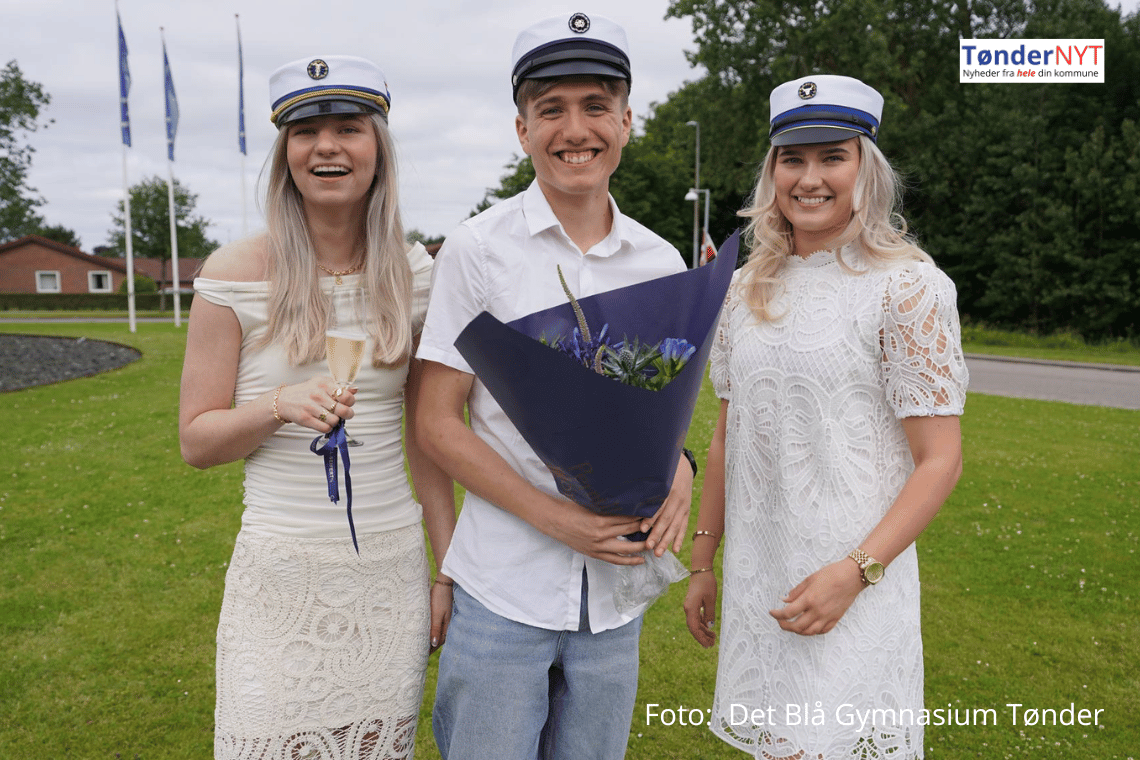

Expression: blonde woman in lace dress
xmin=179 ymin=56 xmax=454 ymax=759
xmin=683 ymin=75 xmax=968 ymax=759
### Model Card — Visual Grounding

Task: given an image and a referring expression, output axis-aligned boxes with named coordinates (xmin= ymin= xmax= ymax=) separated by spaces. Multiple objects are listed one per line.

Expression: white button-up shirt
xmin=417 ymin=181 xmax=685 ymax=632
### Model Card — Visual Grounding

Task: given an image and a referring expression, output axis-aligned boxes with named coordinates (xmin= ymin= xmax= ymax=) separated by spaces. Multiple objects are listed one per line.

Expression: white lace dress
xmin=194 ymin=245 xmax=434 ymax=760
xmin=708 ymin=247 xmax=968 ymax=759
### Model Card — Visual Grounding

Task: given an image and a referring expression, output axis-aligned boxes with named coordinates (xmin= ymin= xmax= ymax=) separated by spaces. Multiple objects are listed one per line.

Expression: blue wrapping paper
xmin=454 ymin=230 xmax=739 ymax=525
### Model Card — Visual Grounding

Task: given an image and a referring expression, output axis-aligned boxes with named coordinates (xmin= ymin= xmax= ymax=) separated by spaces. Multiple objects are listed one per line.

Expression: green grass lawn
xmin=1 ymin=322 xmax=1136 ymax=759
xmin=960 ymin=323 xmax=1140 ymax=367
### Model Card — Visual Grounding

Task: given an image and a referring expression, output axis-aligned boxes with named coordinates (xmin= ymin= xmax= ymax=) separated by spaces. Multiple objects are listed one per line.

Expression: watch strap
xmin=848 ymin=548 xmax=882 ymax=585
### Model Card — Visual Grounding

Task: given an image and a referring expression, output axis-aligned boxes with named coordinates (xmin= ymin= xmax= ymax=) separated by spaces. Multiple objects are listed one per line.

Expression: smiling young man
xmin=416 ymin=12 xmax=693 ymax=760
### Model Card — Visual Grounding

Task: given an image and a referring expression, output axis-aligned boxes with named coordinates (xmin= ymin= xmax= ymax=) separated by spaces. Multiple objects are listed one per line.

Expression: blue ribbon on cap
xmin=310 ymin=420 xmax=357 ymax=553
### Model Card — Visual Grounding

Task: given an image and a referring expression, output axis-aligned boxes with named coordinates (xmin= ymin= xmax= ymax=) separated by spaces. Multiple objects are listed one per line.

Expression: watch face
xmin=864 ymin=562 xmax=885 ymax=585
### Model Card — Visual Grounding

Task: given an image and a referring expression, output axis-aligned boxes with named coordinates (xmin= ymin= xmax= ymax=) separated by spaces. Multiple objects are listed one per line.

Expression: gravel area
xmin=0 ymin=334 xmax=141 ymax=392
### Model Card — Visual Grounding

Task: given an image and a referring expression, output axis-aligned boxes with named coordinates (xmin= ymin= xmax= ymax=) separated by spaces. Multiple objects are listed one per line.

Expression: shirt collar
xmin=521 ymin=180 xmax=631 ymax=257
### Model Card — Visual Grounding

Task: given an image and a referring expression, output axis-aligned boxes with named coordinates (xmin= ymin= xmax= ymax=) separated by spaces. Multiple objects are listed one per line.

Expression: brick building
xmin=0 ymin=235 xmax=200 ymax=294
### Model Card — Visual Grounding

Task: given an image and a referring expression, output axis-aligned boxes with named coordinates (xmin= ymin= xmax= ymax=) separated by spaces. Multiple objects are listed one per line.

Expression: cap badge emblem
xmin=798 ymin=82 xmax=817 ymax=99
xmin=307 ymin=59 xmax=329 ymax=80
xmin=568 ymin=13 xmax=591 ymax=33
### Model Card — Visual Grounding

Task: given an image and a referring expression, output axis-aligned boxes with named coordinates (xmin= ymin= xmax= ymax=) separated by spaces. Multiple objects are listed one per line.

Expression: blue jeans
xmin=433 ymin=579 xmax=643 ymax=760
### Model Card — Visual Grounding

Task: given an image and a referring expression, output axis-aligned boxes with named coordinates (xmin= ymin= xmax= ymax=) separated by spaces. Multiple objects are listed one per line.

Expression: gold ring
xmin=318 ymin=412 xmax=328 ymax=423
xmin=326 ymin=404 xmax=337 ymax=413
xmin=332 ymin=387 xmax=344 ymax=399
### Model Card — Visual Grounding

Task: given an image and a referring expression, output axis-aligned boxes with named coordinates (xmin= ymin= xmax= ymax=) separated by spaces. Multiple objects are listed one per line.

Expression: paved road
xmin=965 ymin=354 xmax=1140 ymax=410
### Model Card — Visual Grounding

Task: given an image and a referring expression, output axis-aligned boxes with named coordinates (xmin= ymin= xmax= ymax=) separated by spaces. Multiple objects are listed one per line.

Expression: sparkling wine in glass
xmin=326 ymin=286 xmax=367 ymax=445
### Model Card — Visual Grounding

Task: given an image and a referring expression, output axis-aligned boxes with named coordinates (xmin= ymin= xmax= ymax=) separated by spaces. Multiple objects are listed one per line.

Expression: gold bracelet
xmin=272 ymin=385 xmax=291 ymax=424
xmin=432 ymin=578 xmax=454 ymax=587
xmin=689 ymin=566 xmax=715 ymax=575
xmin=692 ymin=530 xmax=720 ymax=542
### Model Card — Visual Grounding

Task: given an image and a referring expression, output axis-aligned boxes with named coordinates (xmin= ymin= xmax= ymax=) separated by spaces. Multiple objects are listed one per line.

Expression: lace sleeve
xmin=709 ymin=287 xmax=734 ymax=400
xmin=880 ymin=264 xmax=969 ymax=418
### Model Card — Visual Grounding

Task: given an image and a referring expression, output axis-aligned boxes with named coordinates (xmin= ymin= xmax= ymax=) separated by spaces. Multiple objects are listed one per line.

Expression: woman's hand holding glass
xmin=325 ymin=286 xmax=367 ymax=445
xmin=273 ymin=378 xmax=356 ymax=434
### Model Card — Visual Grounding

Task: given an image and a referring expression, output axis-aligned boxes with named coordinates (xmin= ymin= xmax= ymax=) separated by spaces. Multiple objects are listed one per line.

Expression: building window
xmin=36 ymin=271 xmax=61 ymax=293
xmin=88 ymin=271 xmax=112 ymax=293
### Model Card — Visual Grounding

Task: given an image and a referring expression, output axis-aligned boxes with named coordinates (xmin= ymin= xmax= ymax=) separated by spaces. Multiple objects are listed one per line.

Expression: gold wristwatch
xmin=848 ymin=549 xmax=884 ymax=586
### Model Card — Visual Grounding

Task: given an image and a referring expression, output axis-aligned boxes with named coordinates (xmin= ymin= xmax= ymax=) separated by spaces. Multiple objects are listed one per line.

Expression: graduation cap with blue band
xmin=511 ymin=12 xmax=632 ymax=102
xmin=769 ymin=74 xmax=884 ymax=146
xmin=269 ymin=55 xmax=391 ymax=127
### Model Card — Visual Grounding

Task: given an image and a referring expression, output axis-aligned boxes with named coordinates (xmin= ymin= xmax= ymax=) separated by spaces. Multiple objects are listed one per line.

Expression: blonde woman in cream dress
xmin=179 ymin=55 xmax=454 ymax=759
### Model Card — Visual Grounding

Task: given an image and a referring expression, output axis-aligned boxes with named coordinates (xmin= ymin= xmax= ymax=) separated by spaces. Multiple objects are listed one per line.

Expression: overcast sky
xmin=4 ymin=1 xmax=1136 ymax=253
xmin=2 ymin=0 xmax=704 ymax=253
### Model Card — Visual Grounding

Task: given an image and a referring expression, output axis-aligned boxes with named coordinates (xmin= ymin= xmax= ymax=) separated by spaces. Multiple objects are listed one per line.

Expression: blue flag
xmin=163 ymin=40 xmax=179 ymax=162
xmin=117 ymin=12 xmax=131 ymax=147
xmin=236 ymin=17 xmax=246 ymax=155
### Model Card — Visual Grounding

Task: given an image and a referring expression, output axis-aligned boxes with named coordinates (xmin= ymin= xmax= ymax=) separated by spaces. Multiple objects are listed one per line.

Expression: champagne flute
xmin=326 ymin=286 xmax=367 ymax=446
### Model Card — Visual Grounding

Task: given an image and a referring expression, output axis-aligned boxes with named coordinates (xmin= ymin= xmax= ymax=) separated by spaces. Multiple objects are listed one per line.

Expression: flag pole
xmin=240 ymin=158 xmax=248 ymax=239
xmin=162 ymin=27 xmax=182 ymax=327
xmin=236 ymin=14 xmax=248 ymax=236
xmin=167 ymin=160 xmax=180 ymax=326
xmin=117 ymin=3 xmax=136 ymax=333
xmin=123 ymin=145 xmax=136 ymax=332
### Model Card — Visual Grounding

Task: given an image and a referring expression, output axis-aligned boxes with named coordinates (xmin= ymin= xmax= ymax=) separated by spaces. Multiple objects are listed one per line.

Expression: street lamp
xmin=685 ymin=188 xmax=710 ymax=263
xmin=686 ymin=120 xmax=700 ymax=268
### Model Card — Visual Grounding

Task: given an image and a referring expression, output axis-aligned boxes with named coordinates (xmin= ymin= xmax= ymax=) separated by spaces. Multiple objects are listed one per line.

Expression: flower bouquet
xmin=454 ymin=231 xmax=738 ymax=608
xmin=456 ymin=230 xmax=736 ymax=523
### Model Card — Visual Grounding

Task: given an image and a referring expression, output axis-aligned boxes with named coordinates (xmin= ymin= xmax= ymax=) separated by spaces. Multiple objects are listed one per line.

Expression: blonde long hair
xmin=259 ymin=113 xmax=411 ymax=367
xmin=735 ymin=135 xmax=932 ymax=322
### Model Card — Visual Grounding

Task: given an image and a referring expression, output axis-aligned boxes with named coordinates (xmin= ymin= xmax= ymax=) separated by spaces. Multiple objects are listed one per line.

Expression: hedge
xmin=0 ymin=293 xmax=195 ymax=311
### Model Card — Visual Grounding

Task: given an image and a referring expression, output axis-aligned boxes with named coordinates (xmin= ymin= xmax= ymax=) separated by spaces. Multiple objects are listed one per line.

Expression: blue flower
xmin=549 ymin=265 xmax=697 ymax=391
xmin=659 ymin=338 xmax=697 ymax=365
xmin=554 ymin=323 xmax=616 ymax=371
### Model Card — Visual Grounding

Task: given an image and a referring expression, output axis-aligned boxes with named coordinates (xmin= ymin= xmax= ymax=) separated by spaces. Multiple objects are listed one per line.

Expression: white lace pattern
xmin=707 ymin=248 xmax=968 ymax=759
xmin=215 ymin=526 xmax=429 ymax=759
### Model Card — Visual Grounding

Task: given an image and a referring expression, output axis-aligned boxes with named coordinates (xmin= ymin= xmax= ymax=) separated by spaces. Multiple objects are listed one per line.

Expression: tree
xmin=106 ymin=175 xmax=219 ymax=304
xmin=472 ymin=0 xmax=1140 ymax=335
xmin=406 ymin=229 xmax=446 ymax=247
xmin=905 ymin=0 xmax=1140 ymax=339
xmin=0 ymin=60 xmax=51 ymax=243
xmin=659 ymin=0 xmax=1140 ymax=339
xmin=610 ymin=107 xmax=700 ymax=259
xmin=118 ymin=274 xmax=157 ymax=294
xmin=616 ymin=76 xmax=760 ymax=259
xmin=33 ymin=222 xmax=81 ymax=248
xmin=661 ymin=0 xmax=1037 ymax=246
xmin=471 ymin=154 xmax=536 ymax=216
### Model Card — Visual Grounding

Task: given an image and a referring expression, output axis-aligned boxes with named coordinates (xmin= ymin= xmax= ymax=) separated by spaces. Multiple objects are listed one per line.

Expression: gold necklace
xmin=316 ymin=262 xmax=361 ymax=285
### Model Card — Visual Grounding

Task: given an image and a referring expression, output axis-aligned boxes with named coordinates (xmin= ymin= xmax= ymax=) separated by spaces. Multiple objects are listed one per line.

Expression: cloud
xmin=4 ymin=0 xmax=701 ymax=250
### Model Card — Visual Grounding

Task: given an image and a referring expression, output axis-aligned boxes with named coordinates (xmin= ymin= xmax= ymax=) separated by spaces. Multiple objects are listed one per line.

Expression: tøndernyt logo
xmin=960 ymin=39 xmax=1104 ymax=83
